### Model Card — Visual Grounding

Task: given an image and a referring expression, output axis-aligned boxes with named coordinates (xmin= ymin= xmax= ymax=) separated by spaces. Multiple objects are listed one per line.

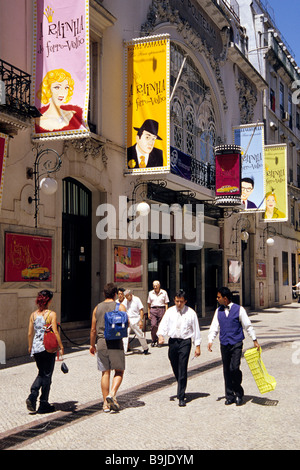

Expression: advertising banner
xmin=215 ymin=152 xmax=241 ymax=197
xmin=125 ymin=35 xmax=170 ymax=174
xmin=264 ymin=144 xmax=288 ymax=222
xmin=0 ymin=133 xmax=8 ymax=211
xmin=32 ymin=0 xmax=90 ymax=139
xmin=114 ymin=246 xmax=142 ymax=283
xmin=233 ymin=123 xmax=265 ymax=210
xmin=4 ymin=233 xmax=52 ymax=282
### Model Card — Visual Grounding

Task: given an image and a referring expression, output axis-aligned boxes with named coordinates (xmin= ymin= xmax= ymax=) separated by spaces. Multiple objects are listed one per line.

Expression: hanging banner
xmin=0 ymin=133 xmax=8 ymax=211
xmin=264 ymin=144 xmax=288 ymax=222
xmin=125 ymin=35 xmax=170 ymax=174
xmin=32 ymin=0 xmax=90 ymax=140
xmin=233 ymin=123 xmax=265 ymax=210
xmin=214 ymin=145 xmax=242 ymax=206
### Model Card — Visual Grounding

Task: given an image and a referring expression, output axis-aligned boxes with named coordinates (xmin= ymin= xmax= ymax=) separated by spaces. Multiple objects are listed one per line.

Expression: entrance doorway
xmin=61 ymin=178 xmax=92 ymax=322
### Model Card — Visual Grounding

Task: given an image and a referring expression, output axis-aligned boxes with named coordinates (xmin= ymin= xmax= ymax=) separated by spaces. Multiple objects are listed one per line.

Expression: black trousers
xmin=220 ymin=341 xmax=244 ymax=400
xmin=168 ymin=338 xmax=191 ymax=400
xmin=30 ymin=350 xmax=56 ymax=404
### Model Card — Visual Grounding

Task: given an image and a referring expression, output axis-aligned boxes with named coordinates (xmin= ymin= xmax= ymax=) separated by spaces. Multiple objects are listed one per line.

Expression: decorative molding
xmin=64 ymin=136 xmax=108 ymax=165
xmin=141 ymin=0 xmax=228 ymax=110
xmin=235 ymin=73 xmax=257 ymax=124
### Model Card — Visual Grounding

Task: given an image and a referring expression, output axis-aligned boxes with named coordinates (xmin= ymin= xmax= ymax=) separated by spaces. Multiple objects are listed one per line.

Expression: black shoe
xmin=26 ymin=396 xmax=36 ymax=412
xmin=178 ymin=399 xmax=186 ymax=407
xmin=143 ymin=349 xmax=150 ymax=355
xmin=225 ymin=398 xmax=235 ymax=405
xmin=151 ymin=342 xmax=157 ymax=347
xmin=236 ymin=397 xmax=244 ymax=406
xmin=37 ymin=403 xmax=55 ymax=414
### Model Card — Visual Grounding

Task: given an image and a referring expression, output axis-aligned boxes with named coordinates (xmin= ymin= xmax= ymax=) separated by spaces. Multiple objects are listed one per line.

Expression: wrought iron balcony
xmin=170 ymin=146 xmax=215 ymax=190
xmin=0 ymin=58 xmax=38 ymax=119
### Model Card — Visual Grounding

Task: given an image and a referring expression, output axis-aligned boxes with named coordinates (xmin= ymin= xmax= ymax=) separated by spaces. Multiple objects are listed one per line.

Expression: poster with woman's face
xmin=32 ymin=0 xmax=90 ymax=139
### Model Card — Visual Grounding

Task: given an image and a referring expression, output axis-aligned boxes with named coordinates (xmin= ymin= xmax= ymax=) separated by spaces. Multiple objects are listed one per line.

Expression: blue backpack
xmin=104 ymin=303 xmax=128 ymax=340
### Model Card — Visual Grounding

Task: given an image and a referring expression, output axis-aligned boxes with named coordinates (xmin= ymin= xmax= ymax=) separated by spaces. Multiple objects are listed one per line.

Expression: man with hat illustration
xmin=127 ymin=119 xmax=163 ymax=169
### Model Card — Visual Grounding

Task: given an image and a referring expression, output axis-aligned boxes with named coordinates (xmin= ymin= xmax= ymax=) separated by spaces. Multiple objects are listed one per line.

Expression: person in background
xmin=207 ymin=287 xmax=260 ymax=406
xmin=147 ymin=280 xmax=169 ymax=347
xmin=116 ymin=287 xmax=125 ymax=305
xmin=158 ymin=290 xmax=201 ymax=407
xmin=27 ymin=290 xmax=63 ymax=414
xmin=122 ymin=290 xmax=149 ymax=355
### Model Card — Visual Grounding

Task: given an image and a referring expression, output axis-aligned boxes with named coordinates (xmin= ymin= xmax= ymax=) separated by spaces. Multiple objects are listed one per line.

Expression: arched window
xmin=170 ymin=43 xmax=217 ymax=165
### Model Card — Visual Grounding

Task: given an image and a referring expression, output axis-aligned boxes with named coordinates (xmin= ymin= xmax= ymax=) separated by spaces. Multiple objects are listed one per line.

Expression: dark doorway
xmin=61 ymin=178 xmax=92 ymax=322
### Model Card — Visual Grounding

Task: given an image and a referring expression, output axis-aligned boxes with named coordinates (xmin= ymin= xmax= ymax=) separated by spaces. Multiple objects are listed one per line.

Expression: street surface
xmin=1 ymin=303 xmax=300 ymax=453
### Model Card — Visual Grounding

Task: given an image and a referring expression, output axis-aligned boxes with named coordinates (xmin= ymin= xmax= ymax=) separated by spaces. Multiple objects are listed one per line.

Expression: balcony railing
xmin=170 ymin=146 xmax=215 ymax=190
xmin=0 ymin=59 xmax=32 ymax=117
xmin=267 ymin=31 xmax=298 ymax=81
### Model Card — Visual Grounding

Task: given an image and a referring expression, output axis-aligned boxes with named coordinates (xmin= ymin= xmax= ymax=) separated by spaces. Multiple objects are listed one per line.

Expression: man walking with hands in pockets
xmin=157 ymin=290 xmax=201 ymax=407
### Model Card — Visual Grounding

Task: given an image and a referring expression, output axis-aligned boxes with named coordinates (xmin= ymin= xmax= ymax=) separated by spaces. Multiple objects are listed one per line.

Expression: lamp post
xmin=28 ymin=147 xmax=62 ymax=228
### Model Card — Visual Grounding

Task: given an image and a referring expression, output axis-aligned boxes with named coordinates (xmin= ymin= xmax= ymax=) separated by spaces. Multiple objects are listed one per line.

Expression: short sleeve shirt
xmin=122 ymin=295 xmax=144 ymax=324
xmin=147 ymin=289 xmax=169 ymax=307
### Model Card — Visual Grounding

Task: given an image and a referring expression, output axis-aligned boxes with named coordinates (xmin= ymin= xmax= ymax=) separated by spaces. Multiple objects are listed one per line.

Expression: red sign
xmin=5 ymin=233 xmax=52 ymax=282
xmin=215 ymin=153 xmax=241 ymax=196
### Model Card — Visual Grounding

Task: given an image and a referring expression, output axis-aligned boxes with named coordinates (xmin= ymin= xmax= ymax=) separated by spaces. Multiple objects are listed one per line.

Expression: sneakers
xmin=26 ymin=396 xmax=36 ymax=412
xmin=103 ymin=400 xmax=110 ymax=413
xmin=106 ymin=395 xmax=120 ymax=412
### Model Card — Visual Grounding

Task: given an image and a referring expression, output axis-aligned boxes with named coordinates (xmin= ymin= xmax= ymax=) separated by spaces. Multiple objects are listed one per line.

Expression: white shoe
xmin=106 ymin=395 xmax=120 ymax=412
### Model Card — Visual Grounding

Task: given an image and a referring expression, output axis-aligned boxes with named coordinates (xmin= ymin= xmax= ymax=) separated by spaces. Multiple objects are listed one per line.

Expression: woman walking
xmin=27 ymin=290 xmax=63 ymax=414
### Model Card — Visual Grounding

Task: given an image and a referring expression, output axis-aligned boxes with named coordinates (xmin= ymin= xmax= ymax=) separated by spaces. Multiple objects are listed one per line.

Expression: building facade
xmin=0 ymin=0 xmax=297 ymax=359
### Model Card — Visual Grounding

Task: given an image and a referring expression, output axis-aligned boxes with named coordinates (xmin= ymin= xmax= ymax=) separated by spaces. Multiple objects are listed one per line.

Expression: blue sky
xmin=268 ymin=0 xmax=300 ymax=66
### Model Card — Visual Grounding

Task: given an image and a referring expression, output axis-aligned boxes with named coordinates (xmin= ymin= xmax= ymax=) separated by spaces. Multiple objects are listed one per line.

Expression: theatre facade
xmin=2 ymin=0 xmax=296 ymax=359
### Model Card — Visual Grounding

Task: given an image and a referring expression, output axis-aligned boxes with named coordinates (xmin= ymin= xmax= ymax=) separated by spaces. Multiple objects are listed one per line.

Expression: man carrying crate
xmin=207 ymin=287 xmax=260 ymax=406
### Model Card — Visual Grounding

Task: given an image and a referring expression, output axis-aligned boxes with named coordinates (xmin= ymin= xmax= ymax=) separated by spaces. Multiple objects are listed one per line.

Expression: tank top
xmin=31 ymin=313 xmax=47 ymax=356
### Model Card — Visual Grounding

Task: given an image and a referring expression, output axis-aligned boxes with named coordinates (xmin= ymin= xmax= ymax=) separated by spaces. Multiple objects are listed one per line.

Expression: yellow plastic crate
xmin=244 ymin=347 xmax=276 ymax=394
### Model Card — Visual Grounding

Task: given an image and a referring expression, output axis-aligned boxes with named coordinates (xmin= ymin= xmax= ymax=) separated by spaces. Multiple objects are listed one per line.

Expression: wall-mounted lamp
xmin=260 ymin=224 xmax=277 ymax=256
xmin=232 ymin=217 xmax=251 ymax=256
xmin=127 ymin=179 xmax=167 ymax=220
xmin=27 ymin=147 xmax=62 ymax=227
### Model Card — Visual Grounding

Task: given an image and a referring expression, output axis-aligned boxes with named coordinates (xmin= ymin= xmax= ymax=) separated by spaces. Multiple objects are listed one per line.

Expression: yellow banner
xmin=264 ymin=144 xmax=287 ymax=222
xmin=125 ymin=35 xmax=170 ymax=174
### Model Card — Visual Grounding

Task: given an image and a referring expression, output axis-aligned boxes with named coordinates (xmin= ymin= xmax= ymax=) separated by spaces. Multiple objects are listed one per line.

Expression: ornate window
xmin=170 ymin=43 xmax=216 ymax=165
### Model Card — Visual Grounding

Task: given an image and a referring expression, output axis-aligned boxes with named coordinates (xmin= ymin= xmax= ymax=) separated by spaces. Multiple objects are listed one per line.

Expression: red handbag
xmin=43 ymin=311 xmax=59 ymax=353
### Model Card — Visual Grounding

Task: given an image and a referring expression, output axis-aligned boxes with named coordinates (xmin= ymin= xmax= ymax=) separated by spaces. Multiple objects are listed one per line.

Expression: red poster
xmin=5 ymin=233 xmax=52 ymax=282
xmin=114 ymin=246 xmax=142 ymax=283
xmin=215 ymin=153 xmax=241 ymax=196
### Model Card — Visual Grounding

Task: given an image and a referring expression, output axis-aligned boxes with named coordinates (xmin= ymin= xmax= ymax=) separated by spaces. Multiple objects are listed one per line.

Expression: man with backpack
xmin=89 ymin=283 xmax=128 ymax=413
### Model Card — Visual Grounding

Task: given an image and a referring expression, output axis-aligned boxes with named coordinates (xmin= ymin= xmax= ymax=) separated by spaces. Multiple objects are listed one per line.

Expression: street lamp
xmin=27 ymin=147 xmax=62 ymax=227
xmin=260 ymin=225 xmax=277 ymax=256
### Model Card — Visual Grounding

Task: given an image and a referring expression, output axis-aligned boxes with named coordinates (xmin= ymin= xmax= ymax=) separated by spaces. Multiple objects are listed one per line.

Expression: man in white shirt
xmin=207 ymin=287 xmax=260 ymax=406
xmin=157 ymin=290 xmax=201 ymax=407
xmin=122 ymin=290 xmax=149 ymax=355
xmin=147 ymin=280 xmax=169 ymax=347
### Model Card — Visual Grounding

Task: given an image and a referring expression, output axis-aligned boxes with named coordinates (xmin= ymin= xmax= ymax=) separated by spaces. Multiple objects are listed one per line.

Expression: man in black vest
xmin=207 ymin=287 xmax=260 ymax=406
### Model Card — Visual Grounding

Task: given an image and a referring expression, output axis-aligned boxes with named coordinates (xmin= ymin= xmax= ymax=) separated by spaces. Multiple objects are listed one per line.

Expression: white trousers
xmin=122 ymin=321 xmax=148 ymax=352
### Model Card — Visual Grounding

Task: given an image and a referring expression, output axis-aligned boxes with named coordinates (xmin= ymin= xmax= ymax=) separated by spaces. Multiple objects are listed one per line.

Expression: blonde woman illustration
xmin=264 ymin=191 xmax=285 ymax=219
xmin=35 ymin=69 xmax=83 ymax=133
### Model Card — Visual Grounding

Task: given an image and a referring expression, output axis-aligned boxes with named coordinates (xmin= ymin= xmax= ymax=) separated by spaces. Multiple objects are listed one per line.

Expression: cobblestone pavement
xmin=1 ymin=303 xmax=300 ymax=451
